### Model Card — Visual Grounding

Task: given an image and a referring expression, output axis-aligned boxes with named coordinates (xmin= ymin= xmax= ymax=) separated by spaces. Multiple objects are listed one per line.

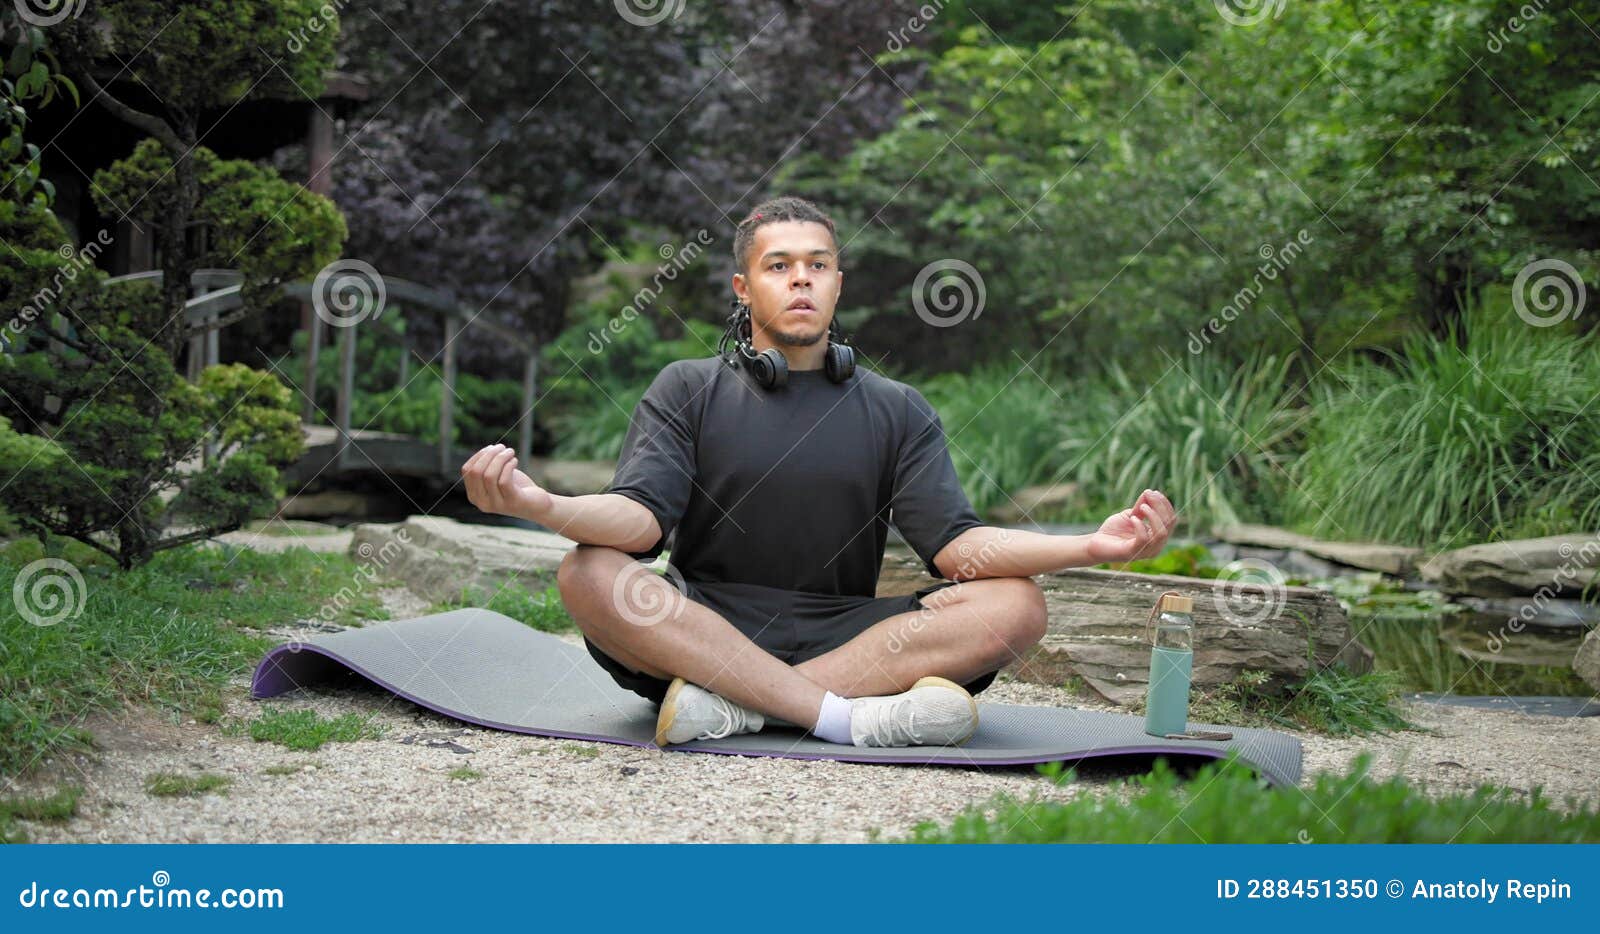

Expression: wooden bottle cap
xmin=1157 ymin=593 xmax=1193 ymax=613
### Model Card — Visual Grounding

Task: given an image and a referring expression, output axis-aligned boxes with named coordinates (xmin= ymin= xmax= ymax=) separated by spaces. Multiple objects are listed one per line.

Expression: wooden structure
xmin=105 ymin=269 xmax=539 ymax=486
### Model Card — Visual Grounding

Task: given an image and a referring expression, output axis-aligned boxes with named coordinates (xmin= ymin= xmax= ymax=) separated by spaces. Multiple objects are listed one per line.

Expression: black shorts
xmin=582 ymin=578 xmax=1001 ymax=705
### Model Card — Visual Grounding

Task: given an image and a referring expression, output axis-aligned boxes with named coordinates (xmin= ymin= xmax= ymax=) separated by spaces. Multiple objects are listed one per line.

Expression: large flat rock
xmin=1419 ymin=533 xmax=1600 ymax=597
xmin=879 ymin=552 xmax=1371 ymax=706
xmin=349 ymin=515 xmax=572 ymax=603
xmin=1212 ymin=523 xmax=1422 ymax=576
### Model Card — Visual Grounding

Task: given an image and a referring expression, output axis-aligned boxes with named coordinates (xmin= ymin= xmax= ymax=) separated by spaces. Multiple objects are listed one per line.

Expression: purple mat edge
xmin=249 ymin=642 xmax=1260 ymax=773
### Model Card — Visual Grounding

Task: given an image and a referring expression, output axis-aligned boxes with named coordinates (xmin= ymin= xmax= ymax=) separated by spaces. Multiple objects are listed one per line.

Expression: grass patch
xmin=433 ymin=581 xmax=573 ymax=633
xmin=0 ymin=538 xmax=393 ymax=779
xmin=1131 ymin=666 xmax=1417 ymax=737
xmin=563 ymin=743 xmax=600 ymax=758
xmin=144 ymin=771 xmax=231 ymax=798
xmin=247 ymin=708 xmax=384 ymax=751
xmin=448 ymin=766 xmax=484 ymax=781
xmin=1280 ymin=666 xmax=1417 ymax=734
xmin=900 ymin=755 xmax=1600 ymax=843
xmin=0 ymin=786 xmax=80 ymax=844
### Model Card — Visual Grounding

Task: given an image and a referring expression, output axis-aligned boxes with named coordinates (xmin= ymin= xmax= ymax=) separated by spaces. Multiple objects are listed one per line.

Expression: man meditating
xmin=461 ymin=196 xmax=1176 ymax=748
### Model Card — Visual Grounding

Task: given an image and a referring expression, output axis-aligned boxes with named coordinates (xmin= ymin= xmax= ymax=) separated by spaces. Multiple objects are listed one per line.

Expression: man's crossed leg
xmin=556 ymin=545 xmax=1048 ymax=747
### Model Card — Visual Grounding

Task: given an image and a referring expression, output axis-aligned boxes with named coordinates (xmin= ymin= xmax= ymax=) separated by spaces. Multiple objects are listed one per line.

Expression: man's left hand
xmin=1085 ymin=489 xmax=1177 ymax=564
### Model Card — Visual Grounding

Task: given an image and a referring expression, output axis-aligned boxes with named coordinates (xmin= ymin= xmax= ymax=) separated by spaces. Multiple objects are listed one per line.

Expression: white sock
xmin=811 ymin=691 xmax=854 ymax=745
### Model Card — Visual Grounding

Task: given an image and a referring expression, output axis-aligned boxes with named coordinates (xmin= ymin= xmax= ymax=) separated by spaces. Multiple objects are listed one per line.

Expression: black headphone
xmin=717 ymin=299 xmax=856 ymax=390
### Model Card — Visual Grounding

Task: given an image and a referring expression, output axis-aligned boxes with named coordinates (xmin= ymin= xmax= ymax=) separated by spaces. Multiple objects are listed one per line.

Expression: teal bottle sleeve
xmin=1142 ymin=591 xmax=1194 ymax=737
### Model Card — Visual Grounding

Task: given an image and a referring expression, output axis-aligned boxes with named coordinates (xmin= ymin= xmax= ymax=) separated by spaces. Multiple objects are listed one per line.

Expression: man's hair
xmin=732 ymin=196 xmax=840 ymax=274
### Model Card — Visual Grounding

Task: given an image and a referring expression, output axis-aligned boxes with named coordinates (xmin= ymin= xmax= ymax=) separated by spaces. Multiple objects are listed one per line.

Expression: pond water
xmin=1296 ymin=570 xmax=1593 ymax=696
xmin=1355 ymin=611 xmax=1591 ymax=697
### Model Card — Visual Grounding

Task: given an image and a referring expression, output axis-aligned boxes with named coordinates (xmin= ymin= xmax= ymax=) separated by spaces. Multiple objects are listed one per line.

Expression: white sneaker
xmin=849 ymin=676 xmax=979 ymax=747
xmin=655 ymin=677 xmax=766 ymax=745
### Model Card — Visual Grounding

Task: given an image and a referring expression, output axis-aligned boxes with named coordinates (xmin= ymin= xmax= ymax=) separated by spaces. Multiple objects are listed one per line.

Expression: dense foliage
xmin=0 ymin=3 xmax=339 ymax=566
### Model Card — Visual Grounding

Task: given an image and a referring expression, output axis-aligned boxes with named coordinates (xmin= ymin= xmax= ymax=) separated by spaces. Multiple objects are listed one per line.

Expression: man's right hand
xmin=461 ymin=444 xmax=553 ymax=521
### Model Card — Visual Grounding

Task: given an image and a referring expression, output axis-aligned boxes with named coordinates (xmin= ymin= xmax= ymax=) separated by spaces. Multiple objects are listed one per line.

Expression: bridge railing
xmin=104 ymin=268 xmax=538 ymax=476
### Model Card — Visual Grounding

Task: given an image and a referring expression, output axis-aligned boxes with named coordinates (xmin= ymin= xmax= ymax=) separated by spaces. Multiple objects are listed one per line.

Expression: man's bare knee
xmin=963 ymin=577 xmax=1048 ymax=666
xmin=558 ymin=544 xmax=614 ymax=600
xmin=995 ymin=576 xmax=1048 ymax=655
xmin=557 ymin=546 xmax=676 ymax=678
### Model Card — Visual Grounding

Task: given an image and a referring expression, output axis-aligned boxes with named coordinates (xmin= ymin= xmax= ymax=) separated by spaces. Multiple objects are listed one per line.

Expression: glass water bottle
xmin=1143 ymin=592 xmax=1195 ymax=737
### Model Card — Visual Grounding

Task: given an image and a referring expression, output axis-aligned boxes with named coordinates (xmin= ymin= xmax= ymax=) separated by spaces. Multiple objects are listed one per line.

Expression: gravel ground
xmin=10 ymin=586 xmax=1599 ymax=843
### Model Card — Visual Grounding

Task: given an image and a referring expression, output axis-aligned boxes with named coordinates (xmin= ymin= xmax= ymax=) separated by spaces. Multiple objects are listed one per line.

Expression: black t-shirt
xmin=604 ymin=355 xmax=983 ymax=596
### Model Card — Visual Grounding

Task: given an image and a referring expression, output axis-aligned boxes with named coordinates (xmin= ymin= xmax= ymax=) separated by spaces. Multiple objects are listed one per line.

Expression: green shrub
xmin=917 ymin=353 xmax=1304 ymax=530
xmin=275 ymin=311 xmax=529 ymax=446
xmin=1290 ymin=308 xmax=1600 ymax=547
xmin=540 ymin=264 xmax=725 ymax=460
xmin=1056 ymin=352 xmax=1305 ymax=531
xmin=918 ymin=362 xmax=1069 ymax=518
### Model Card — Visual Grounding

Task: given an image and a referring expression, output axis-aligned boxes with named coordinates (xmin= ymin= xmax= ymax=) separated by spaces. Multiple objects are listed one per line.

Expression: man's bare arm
xmin=461 ymin=444 xmax=662 ymax=551
xmin=932 ymin=489 xmax=1177 ymax=580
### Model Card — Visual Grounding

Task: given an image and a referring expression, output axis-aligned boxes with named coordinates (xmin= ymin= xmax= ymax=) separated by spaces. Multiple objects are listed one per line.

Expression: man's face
xmin=734 ymin=220 xmax=842 ymax=348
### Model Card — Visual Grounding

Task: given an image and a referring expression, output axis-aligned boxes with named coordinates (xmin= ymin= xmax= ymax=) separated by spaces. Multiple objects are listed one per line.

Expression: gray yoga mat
xmin=250 ymin=608 xmax=1303 ymax=786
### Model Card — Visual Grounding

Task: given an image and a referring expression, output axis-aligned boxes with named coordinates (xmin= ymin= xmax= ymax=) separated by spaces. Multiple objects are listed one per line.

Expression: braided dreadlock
xmin=732 ymin=196 xmax=841 ymax=274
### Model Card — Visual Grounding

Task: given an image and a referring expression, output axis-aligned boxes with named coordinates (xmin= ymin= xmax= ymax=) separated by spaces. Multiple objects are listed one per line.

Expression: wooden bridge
xmin=107 ymin=267 xmax=539 ymax=490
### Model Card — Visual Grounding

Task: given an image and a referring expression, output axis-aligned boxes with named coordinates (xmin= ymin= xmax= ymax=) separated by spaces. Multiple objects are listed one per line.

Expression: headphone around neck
xmin=717 ymin=299 xmax=856 ymax=390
